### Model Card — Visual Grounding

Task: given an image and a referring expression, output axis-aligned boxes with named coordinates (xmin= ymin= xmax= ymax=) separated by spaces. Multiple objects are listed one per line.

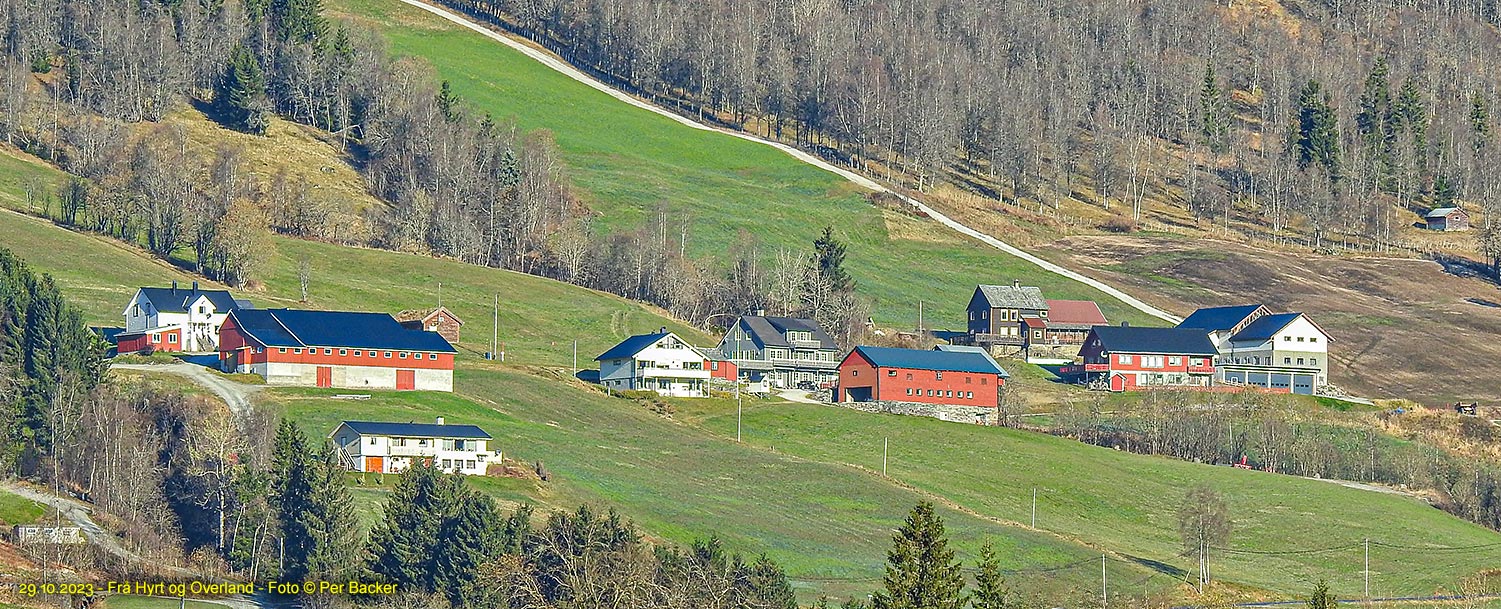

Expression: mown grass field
xmin=324 ymin=0 xmax=1165 ymax=329
xmin=671 ymin=399 xmax=1501 ymax=599
xmin=265 ymin=366 xmax=1168 ymax=603
xmin=99 ymin=596 xmax=231 ymax=609
xmin=0 ymin=489 xmax=45 ymax=526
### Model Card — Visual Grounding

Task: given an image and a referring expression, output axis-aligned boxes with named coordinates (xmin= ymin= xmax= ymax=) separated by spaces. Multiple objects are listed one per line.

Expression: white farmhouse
xmin=1178 ymin=305 xmax=1332 ymax=394
xmin=595 ymin=329 xmax=712 ymax=397
xmin=329 ymin=418 xmax=497 ymax=476
xmin=118 ymin=281 xmax=250 ymax=353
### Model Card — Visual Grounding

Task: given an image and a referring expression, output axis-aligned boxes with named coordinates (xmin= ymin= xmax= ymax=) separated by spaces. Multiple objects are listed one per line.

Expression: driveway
xmin=2 ymin=481 xmax=194 ymax=577
xmin=110 ymin=362 xmax=262 ymax=421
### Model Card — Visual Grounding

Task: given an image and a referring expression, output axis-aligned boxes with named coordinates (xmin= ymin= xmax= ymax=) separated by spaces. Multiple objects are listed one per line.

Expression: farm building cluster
xmin=596 ymin=282 xmax=1336 ymax=410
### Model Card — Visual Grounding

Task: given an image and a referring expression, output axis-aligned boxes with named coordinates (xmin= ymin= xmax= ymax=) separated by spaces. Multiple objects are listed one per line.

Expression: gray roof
xmin=1426 ymin=207 xmax=1465 ymax=218
xmin=337 ymin=420 xmax=491 ymax=439
xmin=138 ymin=286 xmax=244 ymax=314
xmin=975 ymin=285 xmax=1049 ymax=310
xmin=739 ymin=316 xmax=838 ymax=350
xmin=933 ymin=345 xmax=1009 ymax=377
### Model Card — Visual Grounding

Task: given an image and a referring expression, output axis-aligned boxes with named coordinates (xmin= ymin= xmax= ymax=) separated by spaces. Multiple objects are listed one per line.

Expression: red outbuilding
xmin=837 ymin=346 xmax=1009 ymax=407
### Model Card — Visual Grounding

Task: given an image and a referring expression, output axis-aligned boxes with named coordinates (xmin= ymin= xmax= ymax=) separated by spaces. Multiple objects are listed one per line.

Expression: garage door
xmin=364 ymin=456 xmax=384 ymax=473
xmin=1292 ymin=374 xmax=1314 ymax=395
xmin=1248 ymin=372 xmax=1268 ymax=387
xmin=396 ymin=369 xmax=415 ymax=390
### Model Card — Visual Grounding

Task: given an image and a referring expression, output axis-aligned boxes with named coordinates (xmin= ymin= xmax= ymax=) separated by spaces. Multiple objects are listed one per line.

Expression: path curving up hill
xmin=395 ymin=0 xmax=1183 ymax=325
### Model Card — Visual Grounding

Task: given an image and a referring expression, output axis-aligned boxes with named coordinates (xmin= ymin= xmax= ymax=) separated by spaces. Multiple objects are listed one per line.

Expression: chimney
xmin=754 ymin=308 xmax=766 ymax=317
xmin=1012 ymin=279 xmax=1021 ymax=289
xmin=436 ymin=416 xmax=445 ymax=425
xmin=659 ymin=326 xmax=667 ymax=333
xmin=171 ymin=280 xmax=177 ymax=292
xmin=192 ymin=281 xmax=199 ymax=292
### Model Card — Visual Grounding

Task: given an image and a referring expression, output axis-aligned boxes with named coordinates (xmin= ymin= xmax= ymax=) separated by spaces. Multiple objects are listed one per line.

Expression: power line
xmin=1211 ymin=542 xmax=1362 ymax=556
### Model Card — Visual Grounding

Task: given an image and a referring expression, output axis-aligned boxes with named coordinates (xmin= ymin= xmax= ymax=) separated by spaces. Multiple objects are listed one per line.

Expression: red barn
xmin=838 ymin=346 xmax=1009 ymax=407
xmin=1067 ymin=324 xmax=1217 ymax=391
xmin=220 ymin=309 xmax=456 ymax=391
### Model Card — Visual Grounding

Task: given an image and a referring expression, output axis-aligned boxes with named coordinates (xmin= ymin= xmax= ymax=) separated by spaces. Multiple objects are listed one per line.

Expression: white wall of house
xmin=1220 ymin=315 xmax=1330 ymax=385
xmin=241 ymin=361 xmax=454 ymax=392
xmin=332 ymin=428 xmax=494 ymax=475
xmin=123 ymin=292 xmax=234 ymax=352
xmin=599 ymin=334 xmax=709 ymax=397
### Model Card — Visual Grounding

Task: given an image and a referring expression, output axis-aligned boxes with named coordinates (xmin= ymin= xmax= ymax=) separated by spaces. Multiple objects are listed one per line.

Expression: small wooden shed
xmin=1424 ymin=207 xmax=1470 ymax=231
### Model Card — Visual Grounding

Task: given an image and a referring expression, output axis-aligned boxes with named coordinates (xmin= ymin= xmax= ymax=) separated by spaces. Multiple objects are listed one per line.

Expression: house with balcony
xmin=714 ymin=315 xmax=841 ymax=389
xmin=1065 ymin=324 xmax=1218 ymax=391
xmin=964 ymin=281 xmax=1049 ymax=348
xmin=596 ymin=329 xmax=712 ymax=397
xmin=117 ymin=281 xmax=251 ymax=353
xmin=1177 ymin=304 xmax=1332 ymax=395
xmin=329 ymin=418 xmax=496 ymax=476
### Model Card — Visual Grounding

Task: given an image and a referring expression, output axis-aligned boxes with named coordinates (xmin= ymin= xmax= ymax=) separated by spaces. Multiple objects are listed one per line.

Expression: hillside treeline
xmin=441 ymin=0 xmax=1501 ymax=269
xmin=1048 ymin=391 xmax=1501 ymax=532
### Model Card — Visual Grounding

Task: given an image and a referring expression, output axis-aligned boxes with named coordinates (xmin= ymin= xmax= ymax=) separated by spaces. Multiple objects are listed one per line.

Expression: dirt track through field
xmin=395 ymin=0 xmax=1181 ymax=324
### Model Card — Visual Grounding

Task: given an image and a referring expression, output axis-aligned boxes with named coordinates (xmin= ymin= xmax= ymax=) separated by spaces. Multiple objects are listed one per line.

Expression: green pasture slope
xmin=268 ymin=368 xmax=1167 ymax=603
xmin=325 ymin=0 xmax=1165 ymax=329
xmin=673 ymin=399 xmax=1501 ymax=599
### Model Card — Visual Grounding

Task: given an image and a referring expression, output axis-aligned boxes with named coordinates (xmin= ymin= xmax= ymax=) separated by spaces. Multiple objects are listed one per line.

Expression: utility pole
xmin=437 ymin=281 xmax=442 ymax=308
xmin=883 ymin=437 xmax=888 ymax=476
xmin=1364 ymin=538 xmax=1370 ymax=599
xmin=736 ymin=382 xmax=742 ymax=443
xmin=572 ymin=339 xmax=578 ymax=376
xmin=918 ymin=300 xmax=924 ymax=333
xmin=1032 ymin=488 xmax=1037 ymax=528
xmin=1102 ymin=554 xmax=1108 ymax=608
xmin=492 ymin=294 xmax=500 ymax=361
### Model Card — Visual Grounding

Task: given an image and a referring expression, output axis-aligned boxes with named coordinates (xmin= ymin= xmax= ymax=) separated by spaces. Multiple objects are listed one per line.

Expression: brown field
xmin=1039 ymin=235 xmax=1501 ymax=404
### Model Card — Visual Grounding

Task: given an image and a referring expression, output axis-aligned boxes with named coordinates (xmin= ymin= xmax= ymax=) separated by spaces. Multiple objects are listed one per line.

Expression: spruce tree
xmin=970 ymin=541 xmax=1010 ymax=609
xmin=1471 ymin=92 xmax=1491 ymax=152
xmin=216 ymin=44 xmax=269 ymax=135
xmin=271 ymin=0 xmax=328 ymax=44
xmin=1392 ymin=79 xmax=1428 ymax=167
xmin=367 ymin=462 xmax=459 ymax=589
xmin=434 ymin=488 xmax=503 ymax=606
xmin=811 ymin=226 xmax=854 ymax=293
xmin=871 ymin=502 xmax=966 ymax=609
xmin=1292 ymin=79 xmax=1341 ymax=179
xmin=437 ymin=80 xmax=462 ymax=124
xmin=1306 ymin=579 xmax=1337 ymax=609
xmin=1433 ymin=174 xmax=1457 ymax=208
xmin=1198 ymin=61 xmax=1229 ymax=153
xmin=304 ymin=448 xmax=360 ymax=581
xmin=1356 ymin=58 xmax=1392 ymax=149
xmin=269 ymin=420 xmax=315 ymax=581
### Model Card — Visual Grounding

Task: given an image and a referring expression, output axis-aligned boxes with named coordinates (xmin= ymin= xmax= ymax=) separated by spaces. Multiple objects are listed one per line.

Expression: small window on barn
xmin=384 ymin=351 xmax=392 ymax=358
xmin=400 ymin=352 xmax=408 ymax=359
xmin=887 ymin=370 xmax=896 ymax=377
xmin=353 ymin=350 xmax=362 ymax=357
xmin=293 ymin=348 xmax=302 ymax=354
xmin=966 ymin=377 xmax=972 ymax=384
xmin=278 ymin=348 xmax=287 ymax=353
xmin=906 ymin=388 xmax=912 ymax=396
xmin=1297 ymin=358 xmax=1305 ymax=365
xmin=429 ymin=353 xmax=437 ymax=360
xmin=936 ymin=371 xmax=943 ymax=380
xmin=906 ymin=373 xmax=913 ymax=380
xmin=966 ymin=392 xmax=973 ymax=399
xmin=981 ymin=378 xmax=988 ymax=385
xmin=324 ymin=348 xmax=333 ymax=355
xmin=851 ymin=369 xmax=858 ymax=377
xmin=340 ymin=349 xmax=348 ymax=356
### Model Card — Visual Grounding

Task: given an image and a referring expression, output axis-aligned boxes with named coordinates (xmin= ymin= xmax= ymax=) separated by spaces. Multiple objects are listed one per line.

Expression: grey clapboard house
xmin=715 ymin=315 xmax=841 ymax=388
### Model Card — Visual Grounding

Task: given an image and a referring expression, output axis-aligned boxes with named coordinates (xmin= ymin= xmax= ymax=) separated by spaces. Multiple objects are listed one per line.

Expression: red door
xmin=396 ymin=369 xmax=415 ymax=391
xmin=1110 ymin=373 xmax=1127 ymax=392
xmin=316 ymin=366 xmax=333 ymax=388
xmin=364 ymin=456 xmax=384 ymax=473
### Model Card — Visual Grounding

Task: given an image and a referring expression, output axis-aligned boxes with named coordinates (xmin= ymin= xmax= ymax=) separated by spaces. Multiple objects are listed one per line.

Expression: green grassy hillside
xmin=326 ymin=0 xmax=1165 ymax=329
xmin=0 ymin=148 xmax=705 ymax=366
xmin=674 ymin=400 xmax=1501 ymax=598
xmin=269 ymin=368 xmax=1165 ymax=603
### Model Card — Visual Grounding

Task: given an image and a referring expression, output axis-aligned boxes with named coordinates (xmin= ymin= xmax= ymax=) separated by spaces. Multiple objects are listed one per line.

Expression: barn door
xmin=316 ymin=366 xmax=333 ymax=388
xmin=396 ymin=369 xmax=415 ymax=391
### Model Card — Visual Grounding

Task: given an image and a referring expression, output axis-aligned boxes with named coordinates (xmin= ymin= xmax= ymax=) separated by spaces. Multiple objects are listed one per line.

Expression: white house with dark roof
xmin=118 ymin=281 xmax=250 ymax=353
xmin=1177 ymin=304 xmax=1331 ymax=394
xmin=329 ymin=418 xmax=495 ymax=475
xmin=714 ymin=315 xmax=841 ymax=389
xmin=596 ymin=329 xmax=712 ymax=397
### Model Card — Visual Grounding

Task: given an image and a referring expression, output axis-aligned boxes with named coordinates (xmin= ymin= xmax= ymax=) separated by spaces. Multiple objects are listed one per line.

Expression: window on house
xmin=466 ymin=460 xmax=476 ymax=470
xmin=454 ymin=440 xmax=466 ymax=450
xmin=1117 ymin=354 xmax=1133 ymax=365
xmin=1034 ymin=330 xmax=1043 ymax=338
xmin=1297 ymin=358 xmax=1305 ymax=365
xmin=368 ymin=438 xmax=376 ymax=445
xmin=851 ymin=369 xmax=858 ymax=377
xmin=906 ymin=388 xmax=913 ymax=396
xmin=1297 ymin=337 xmax=1305 ymax=342
xmin=396 ymin=438 xmax=406 ymax=447
xmin=255 ymin=347 xmax=264 ymax=353
xmin=198 ymin=306 xmax=206 ymax=314
xmin=1284 ymin=357 xmax=1292 ymax=364
xmin=1284 ymin=336 xmax=1292 ymax=341
xmin=353 ymin=350 xmax=362 ymax=357
xmin=927 ymin=389 xmax=934 ymax=396
xmin=1310 ymin=337 xmax=1319 ymax=343
xmin=946 ymin=390 xmax=953 ymax=397
xmin=441 ymin=459 xmax=452 ymax=469
xmin=1168 ymin=356 xmax=1181 ymax=366
xmin=442 ymin=439 xmax=455 ymax=450
xmin=981 ymin=378 xmax=988 ymax=385
xmin=966 ymin=392 xmax=973 ymax=399
xmin=168 ymin=334 xmax=177 ymax=343
xmin=151 ymin=333 xmax=160 ymax=342
xmin=1311 ymin=358 xmax=1318 ymax=365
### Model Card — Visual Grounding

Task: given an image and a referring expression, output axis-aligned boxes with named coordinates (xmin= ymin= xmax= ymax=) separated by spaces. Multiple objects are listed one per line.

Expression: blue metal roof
xmin=138 ymin=286 xmax=245 ymax=313
xmin=1090 ymin=326 xmax=1218 ymax=356
xmin=229 ymin=309 xmax=455 ymax=352
xmin=851 ymin=346 xmax=1009 ymax=376
xmin=595 ymin=332 xmax=670 ymax=361
xmin=339 ymin=420 xmax=491 ymax=439
xmin=1228 ymin=313 xmax=1302 ymax=342
xmin=1176 ymin=304 xmax=1264 ymax=331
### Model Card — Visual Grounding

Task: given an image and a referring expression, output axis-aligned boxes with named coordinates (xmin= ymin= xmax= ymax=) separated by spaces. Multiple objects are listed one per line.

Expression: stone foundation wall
xmin=835 ymin=399 xmax=996 ymax=425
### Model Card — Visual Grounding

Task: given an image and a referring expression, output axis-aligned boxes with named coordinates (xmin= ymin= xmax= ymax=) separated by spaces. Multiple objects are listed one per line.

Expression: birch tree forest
xmin=442 ymin=0 xmax=1501 ymax=269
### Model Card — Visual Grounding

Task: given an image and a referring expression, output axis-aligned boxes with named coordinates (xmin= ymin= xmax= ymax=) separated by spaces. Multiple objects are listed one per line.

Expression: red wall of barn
xmin=872 ymin=367 xmax=1001 ymax=407
xmin=837 ymin=351 xmax=879 ymax=401
xmin=707 ymin=359 xmax=737 ymax=380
